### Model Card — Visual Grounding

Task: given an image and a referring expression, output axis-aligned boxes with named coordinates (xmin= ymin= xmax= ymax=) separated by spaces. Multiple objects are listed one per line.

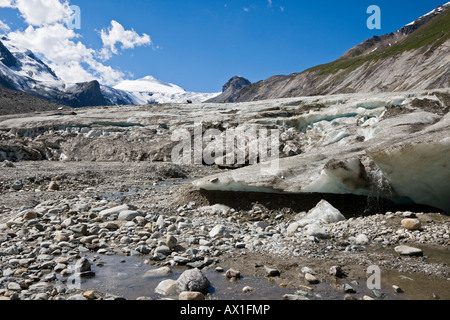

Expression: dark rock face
xmin=58 ymin=80 xmax=108 ymax=108
xmin=0 ymin=41 xmax=19 ymax=69
xmin=222 ymin=76 xmax=251 ymax=93
xmin=206 ymin=76 xmax=251 ymax=103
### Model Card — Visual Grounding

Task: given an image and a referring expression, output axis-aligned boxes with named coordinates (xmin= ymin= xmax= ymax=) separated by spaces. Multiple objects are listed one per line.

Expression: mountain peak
xmin=403 ymin=2 xmax=450 ymax=29
xmin=0 ymin=38 xmax=61 ymax=84
xmin=206 ymin=76 xmax=251 ymax=103
xmin=0 ymin=40 xmax=20 ymax=69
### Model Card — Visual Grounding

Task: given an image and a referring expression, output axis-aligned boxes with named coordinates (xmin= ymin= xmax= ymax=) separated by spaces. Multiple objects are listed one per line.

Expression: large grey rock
xmin=99 ymin=205 xmax=131 ymax=219
xmin=155 ymin=245 xmax=171 ymax=256
xmin=305 ymin=223 xmax=330 ymax=239
xmin=75 ymin=257 xmax=91 ymax=273
xmin=28 ymin=282 xmax=53 ymax=293
xmin=176 ymin=268 xmax=211 ymax=292
xmin=143 ymin=266 xmax=172 ymax=278
xmin=118 ymin=210 xmax=142 ymax=221
xmin=199 ymin=204 xmax=231 ymax=215
xmin=209 ymin=225 xmax=231 ymax=238
xmin=67 ymin=294 xmax=88 ymax=300
xmin=355 ymin=234 xmax=370 ymax=245
xmin=155 ymin=279 xmax=177 ymax=296
xmin=166 ymin=235 xmax=178 ymax=250
xmin=11 ymin=179 xmax=23 ymax=191
xmin=7 ymin=282 xmax=22 ymax=291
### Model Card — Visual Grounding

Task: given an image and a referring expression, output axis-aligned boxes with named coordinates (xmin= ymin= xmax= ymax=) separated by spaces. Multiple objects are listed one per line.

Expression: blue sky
xmin=0 ymin=0 xmax=447 ymax=92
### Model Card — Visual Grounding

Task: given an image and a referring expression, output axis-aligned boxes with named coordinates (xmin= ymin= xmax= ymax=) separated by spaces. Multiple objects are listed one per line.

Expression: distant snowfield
xmin=114 ymin=76 xmax=220 ymax=104
xmin=114 ymin=76 xmax=185 ymax=94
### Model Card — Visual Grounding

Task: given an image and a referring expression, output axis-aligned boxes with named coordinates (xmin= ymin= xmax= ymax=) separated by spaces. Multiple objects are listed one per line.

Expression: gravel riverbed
xmin=0 ymin=161 xmax=449 ymax=301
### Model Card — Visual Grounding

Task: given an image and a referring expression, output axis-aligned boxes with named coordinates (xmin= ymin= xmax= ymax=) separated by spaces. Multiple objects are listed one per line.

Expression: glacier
xmin=0 ymin=87 xmax=448 ymax=212
xmin=193 ymin=90 xmax=450 ymax=213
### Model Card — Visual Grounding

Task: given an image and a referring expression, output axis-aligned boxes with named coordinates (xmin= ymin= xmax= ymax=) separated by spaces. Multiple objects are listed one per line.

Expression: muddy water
xmin=378 ymin=244 xmax=450 ymax=300
xmin=72 ymin=254 xmax=289 ymax=300
xmin=70 ymin=247 xmax=449 ymax=300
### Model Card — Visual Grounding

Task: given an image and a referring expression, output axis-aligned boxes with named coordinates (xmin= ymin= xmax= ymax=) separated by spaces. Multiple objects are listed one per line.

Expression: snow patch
xmin=114 ymin=76 xmax=185 ymax=94
xmin=114 ymin=75 xmax=220 ymax=104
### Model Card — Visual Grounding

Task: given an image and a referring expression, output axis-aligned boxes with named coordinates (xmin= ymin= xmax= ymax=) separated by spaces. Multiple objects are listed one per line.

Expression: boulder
xmin=209 ymin=225 xmax=231 ymax=238
xmin=401 ymin=218 xmax=422 ymax=230
xmin=155 ymin=279 xmax=177 ymax=296
xmin=99 ymin=204 xmax=132 ymax=219
xmin=118 ymin=210 xmax=142 ymax=221
xmin=179 ymin=291 xmax=205 ymax=300
xmin=176 ymin=268 xmax=211 ymax=292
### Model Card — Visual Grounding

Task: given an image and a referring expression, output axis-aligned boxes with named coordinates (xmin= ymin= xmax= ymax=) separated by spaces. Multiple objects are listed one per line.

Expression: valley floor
xmin=0 ymin=161 xmax=448 ymax=300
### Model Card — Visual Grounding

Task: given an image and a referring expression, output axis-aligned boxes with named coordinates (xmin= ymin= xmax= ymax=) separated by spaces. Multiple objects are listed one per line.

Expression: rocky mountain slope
xmin=0 ymin=86 xmax=69 ymax=116
xmin=205 ymin=76 xmax=251 ymax=103
xmin=228 ymin=3 xmax=450 ymax=102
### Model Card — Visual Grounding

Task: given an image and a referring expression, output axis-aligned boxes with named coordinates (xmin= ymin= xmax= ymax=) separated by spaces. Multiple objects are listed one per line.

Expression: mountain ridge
xmin=0 ymin=38 xmax=219 ymax=109
xmin=225 ymin=2 xmax=450 ymax=103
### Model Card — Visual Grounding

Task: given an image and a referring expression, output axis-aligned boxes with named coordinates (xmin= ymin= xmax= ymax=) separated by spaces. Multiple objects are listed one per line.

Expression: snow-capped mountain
xmin=404 ymin=1 xmax=450 ymax=27
xmin=0 ymin=37 xmax=219 ymax=108
xmin=1 ymin=37 xmax=62 ymax=85
xmin=114 ymin=76 xmax=220 ymax=105
xmin=0 ymin=37 xmax=108 ymax=107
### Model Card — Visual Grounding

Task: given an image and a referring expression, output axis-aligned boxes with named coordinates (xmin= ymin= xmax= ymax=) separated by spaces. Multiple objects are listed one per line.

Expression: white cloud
xmin=0 ymin=0 xmax=72 ymax=26
xmin=0 ymin=0 xmax=14 ymax=8
xmin=0 ymin=20 xmax=10 ymax=32
xmin=100 ymin=20 xmax=151 ymax=59
xmin=268 ymin=0 xmax=273 ymax=8
xmin=7 ymin=24 xmax=127 ymax=85
xmin=0 ymin=0 xmax=153 ymax=86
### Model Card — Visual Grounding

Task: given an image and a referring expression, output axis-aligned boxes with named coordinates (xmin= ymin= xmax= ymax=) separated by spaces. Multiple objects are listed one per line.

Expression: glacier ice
xmin=368 ymin=134 xmax=450 ymax=213
xmin=193 ymin=90 xmax=450 ymax=213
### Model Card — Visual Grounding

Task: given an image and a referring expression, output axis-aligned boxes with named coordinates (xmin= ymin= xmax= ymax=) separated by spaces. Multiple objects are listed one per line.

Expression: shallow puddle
xmin=67 ymin=250 xmax=449 ymax=300
xmin=71 ymin=254 xmax=290 ymax=300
